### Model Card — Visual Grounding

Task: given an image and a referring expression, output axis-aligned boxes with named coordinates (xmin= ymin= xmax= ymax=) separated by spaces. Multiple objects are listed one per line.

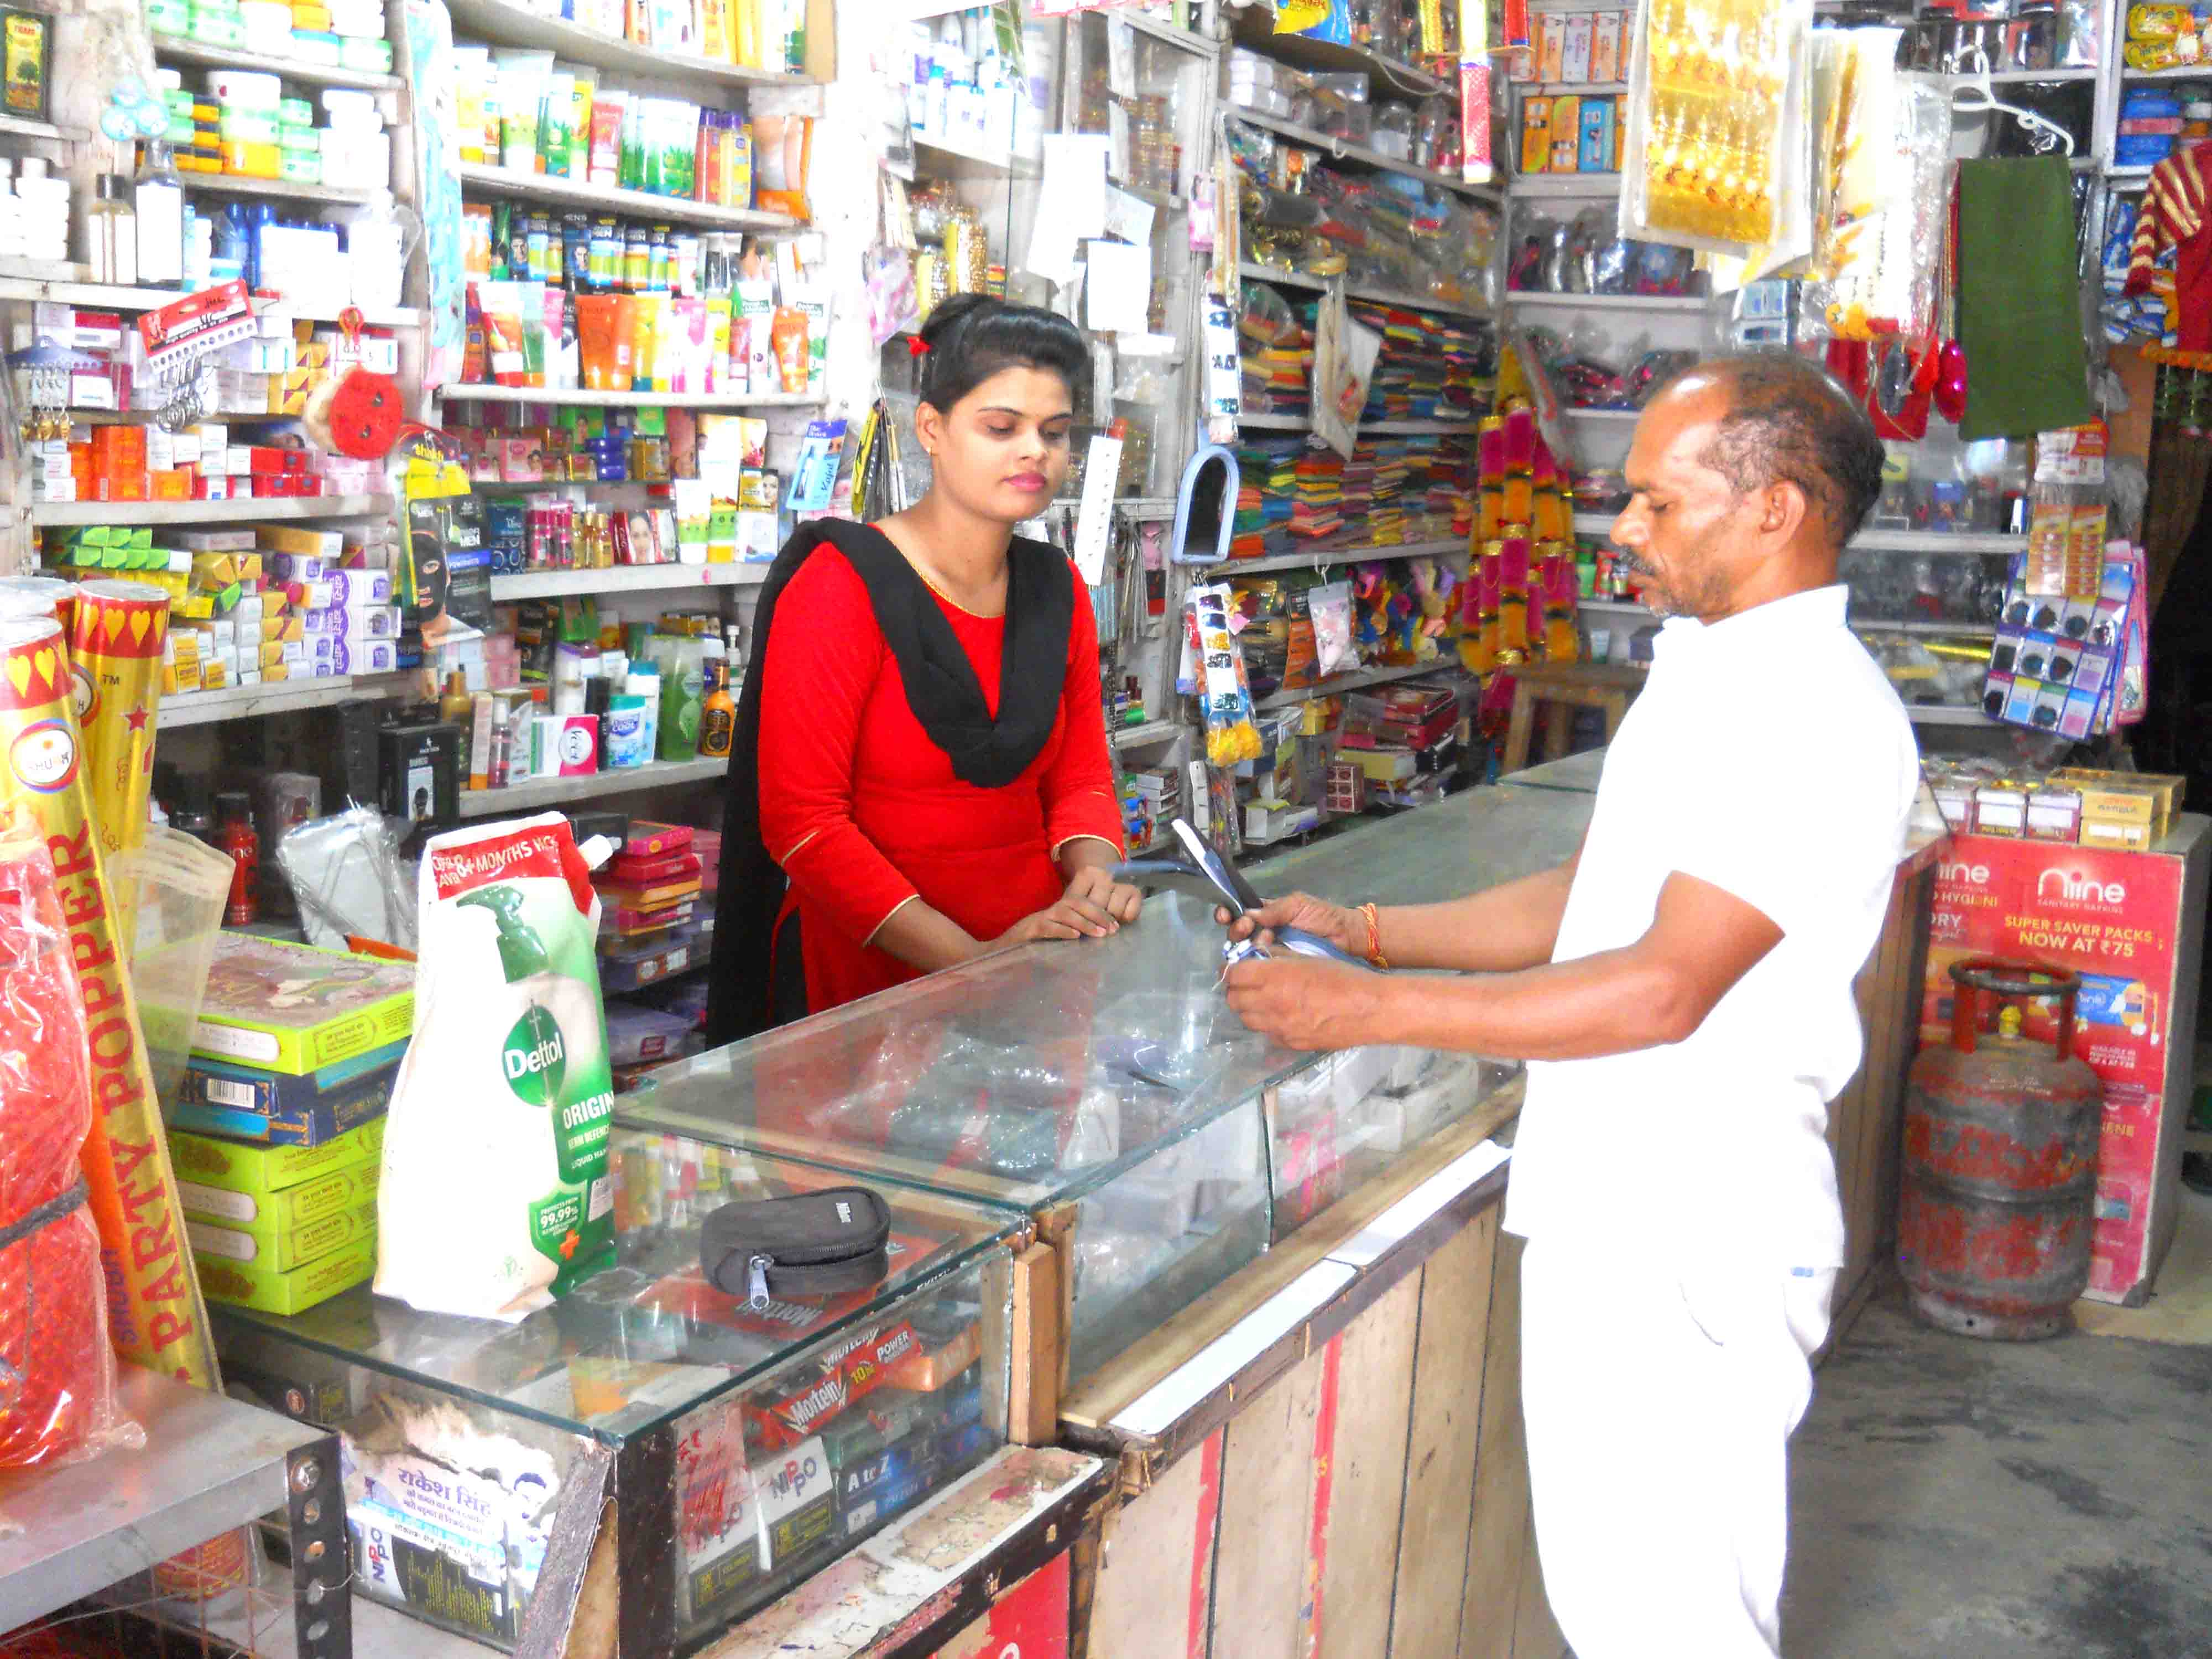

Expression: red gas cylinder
xmin=1897 ymin=959 xmax=2104 ymax=1340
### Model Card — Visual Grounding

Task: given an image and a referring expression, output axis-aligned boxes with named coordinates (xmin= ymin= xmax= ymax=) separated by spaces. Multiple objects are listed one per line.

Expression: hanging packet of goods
xmin=375 ymin=812 xmax=616 ymax=1321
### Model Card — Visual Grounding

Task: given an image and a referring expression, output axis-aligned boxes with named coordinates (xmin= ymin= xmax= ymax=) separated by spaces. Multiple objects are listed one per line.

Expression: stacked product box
xmin=149 ymin=0 xmax=395 ymax=76
xmin=172 ymin=1115 xmax=388 ymax=1313
xmin=596 ymin=818 xmax=704 ymax=999
xmin=21 ymin=301 xmax=399 ymax=437
xmin=45 ymin=523 xmax=401 ymax=693
xmin=146 ymin=933 xmax=413 ymax=1312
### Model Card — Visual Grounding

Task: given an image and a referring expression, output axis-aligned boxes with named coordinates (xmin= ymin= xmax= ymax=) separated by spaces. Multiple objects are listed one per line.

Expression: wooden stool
xmin=1501 ymin=661 xmax=1648 ymax=774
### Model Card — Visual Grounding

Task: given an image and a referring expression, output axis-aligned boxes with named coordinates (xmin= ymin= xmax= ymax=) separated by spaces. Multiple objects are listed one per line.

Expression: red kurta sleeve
xmin=1043 ymin=565 xmax=1128 ymax=860
xmin=757 ymin=550 xmax=921 ymax=945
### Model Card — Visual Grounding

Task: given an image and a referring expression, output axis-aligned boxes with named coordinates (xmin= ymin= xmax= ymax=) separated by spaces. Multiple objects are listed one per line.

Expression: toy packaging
xmin=375 ymin=813 xmax=616 ymax=1321
xmin=177 ymin=932 xmax=415 ymax=1074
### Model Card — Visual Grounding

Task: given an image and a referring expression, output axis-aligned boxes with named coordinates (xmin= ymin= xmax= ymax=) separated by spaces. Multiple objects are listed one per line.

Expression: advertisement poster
xmin=1919 ymin=835 xmax=2197 ymax=1302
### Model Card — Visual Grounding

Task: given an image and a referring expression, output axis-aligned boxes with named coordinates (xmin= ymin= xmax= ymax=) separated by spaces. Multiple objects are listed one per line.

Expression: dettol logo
xmin=503 ymin=1005 xmax=567 ymax=1107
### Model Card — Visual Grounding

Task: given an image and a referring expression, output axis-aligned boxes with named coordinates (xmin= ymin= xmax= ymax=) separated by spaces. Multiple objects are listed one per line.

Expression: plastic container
xmin=112 ymin=826 xmax=236 ymax=1109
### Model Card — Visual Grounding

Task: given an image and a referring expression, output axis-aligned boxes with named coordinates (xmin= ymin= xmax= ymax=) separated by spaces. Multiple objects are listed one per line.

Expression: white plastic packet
xmin=375 ymin=814 xmax=616 ymax=1322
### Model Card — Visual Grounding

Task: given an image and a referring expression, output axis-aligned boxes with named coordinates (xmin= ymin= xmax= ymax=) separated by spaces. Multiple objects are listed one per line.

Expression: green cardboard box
xmin=196 ymin=1232 xmax=375 ymax=1314
xmin=169 ymin=1116 xmax=384 ymax=1197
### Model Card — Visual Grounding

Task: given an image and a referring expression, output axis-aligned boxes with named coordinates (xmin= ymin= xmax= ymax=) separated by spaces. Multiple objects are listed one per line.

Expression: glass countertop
xmin=1248 ymin=781 xmax=1594 ymax=906
xmin=212 ymin=1131 xmax=1022 ymax=1443
xmin=620 ymin=889 xmax=1319 ymax=1211
xmin=622 ymin=784 xmax=1601 ymax=1213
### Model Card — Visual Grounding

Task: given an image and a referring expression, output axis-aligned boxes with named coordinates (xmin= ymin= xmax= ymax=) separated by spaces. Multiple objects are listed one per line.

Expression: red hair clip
xmin=907 ymin=336 xmax=930 ymax=358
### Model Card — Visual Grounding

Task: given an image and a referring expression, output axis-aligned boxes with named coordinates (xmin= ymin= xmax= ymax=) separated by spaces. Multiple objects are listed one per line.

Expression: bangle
xmin=1359 ymin=902 xmax=1389 ymax=969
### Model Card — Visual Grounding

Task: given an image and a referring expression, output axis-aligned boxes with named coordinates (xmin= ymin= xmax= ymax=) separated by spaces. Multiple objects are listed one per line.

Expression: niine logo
xmin=1939 ymin=859 xmax=1991 ymax=886
xmin=2039 ymin=867 xmax=2126 ymax=905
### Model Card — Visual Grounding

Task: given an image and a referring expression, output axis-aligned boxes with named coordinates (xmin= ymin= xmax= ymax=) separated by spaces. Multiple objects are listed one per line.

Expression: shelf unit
xmin=439 ymin=384 xmax=821 ymax=410
xmin=1223 ymin=14 xmax=1449 ymax=96
xmin=1505 ymin=173 xmax=1622 ymax=197
xmin=1854 ymin=618 xmax=2000 ymax=638
xmin=1905 ymin=705 xmax=1997 ymax=727
xmin=916 ymin=132 xmax=1039 ymax=175
xmin=1578 ymin=597 xmax=1650 ymax=618
xmin=169 ymin=172 xmax=380 ymax=208
xmin=149 ymin=32 xmax=405 ymax=90
xmin=1561 ymin=405 xmax=1640 ymax=421
xmin=0 ymin=113 xmax=85 ymax=143
xmin=441 ymin=0 xmax=813 ymax=87
xmin=1236 ymin=262 xmax=1491 ymax=322
xmin=1571 ymin=512 xmax=2028 ymax=558
xmin=1207 ymin=536 xmax=1465 ymax=577
xmin=1254 ymin=659 xmax=1455 ymax=712
xmin=1507 ymin=289 xmax=1709 ymax=314
xmin=1111 ymin=719 xmax=1181 ymax=748
xmin=488 ymin=562 xmax=768 ymax=601
xmin=158 ymin=670 xmax=414 ymax=728
xmin=0 ymin=1368 xmax=337 ymax=1639
xmin=0 ymin=275 xmax=422 ymax=327
xmin=1227 ymin=109 xmax=1501 ymax=203
xmin=29 ymin=494 xmax=392 ymax=527
xmin=456 ymin=163 xmax=800 ymax=231
xmin=456 ymin=754 xmax=726 ymax=815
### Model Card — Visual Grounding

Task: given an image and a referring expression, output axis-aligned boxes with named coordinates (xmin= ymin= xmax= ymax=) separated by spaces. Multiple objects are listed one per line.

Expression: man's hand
xmin=1214 ymin=891 xmax=1363 ymax=954
xmin=1223 ymin=954 xmax=1383 ymax=1050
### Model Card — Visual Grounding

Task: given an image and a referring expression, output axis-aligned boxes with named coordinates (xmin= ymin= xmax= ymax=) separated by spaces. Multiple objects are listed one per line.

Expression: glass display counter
xmin=211 ymin=1129 xmax=1022 ymax=1653
xmin=619 ymin=787 xmax=1597 ymax=1385
xmin=1499 ymin=749 xmax=1605 ymax=794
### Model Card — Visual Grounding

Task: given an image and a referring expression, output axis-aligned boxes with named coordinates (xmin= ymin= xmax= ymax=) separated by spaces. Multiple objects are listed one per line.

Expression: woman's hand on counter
xmin=1217 ymin=892 xmax=1361 ymax=956
xmin=1063 ymin=863 xmax=1144 ymax=927
xmin=1222 ymin=955 xmax=1384 ymax=1051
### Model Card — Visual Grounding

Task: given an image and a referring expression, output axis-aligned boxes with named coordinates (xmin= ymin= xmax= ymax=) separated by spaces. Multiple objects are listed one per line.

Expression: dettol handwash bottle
xmin=375 ymin=814 xmax=618 ymax=1322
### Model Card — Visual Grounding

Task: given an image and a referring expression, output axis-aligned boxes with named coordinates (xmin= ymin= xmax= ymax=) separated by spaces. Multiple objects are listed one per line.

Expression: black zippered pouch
xmin=701 ymin=1187 xmax=893 ymax=1308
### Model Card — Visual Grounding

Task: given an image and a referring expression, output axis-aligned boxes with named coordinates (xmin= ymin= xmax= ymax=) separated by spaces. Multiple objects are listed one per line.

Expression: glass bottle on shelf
xmin=86 ymin=174 xmax=137 ymax=285
xmin=134 ymin=142 xmax=185 ymax=286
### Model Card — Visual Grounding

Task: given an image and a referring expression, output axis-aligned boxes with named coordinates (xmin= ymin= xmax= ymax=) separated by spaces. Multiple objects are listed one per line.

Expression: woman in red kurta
xmin=705 ymin=297 xmax=1142 ymax=1041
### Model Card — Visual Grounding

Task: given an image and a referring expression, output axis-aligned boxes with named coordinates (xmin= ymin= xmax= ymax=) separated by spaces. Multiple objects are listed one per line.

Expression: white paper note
xmin=1024 ymin=134 xmax=1112 ymax=285
xmin=1084 ymin=239 xmax=1153 ymax=333
xmin=1104 ymin=184 xmax=1156 ymax=248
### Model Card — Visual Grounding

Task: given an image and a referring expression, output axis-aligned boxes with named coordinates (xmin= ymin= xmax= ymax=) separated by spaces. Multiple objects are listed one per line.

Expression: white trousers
xmin=1519 ymin=1238 xmax=1837 ymax=1659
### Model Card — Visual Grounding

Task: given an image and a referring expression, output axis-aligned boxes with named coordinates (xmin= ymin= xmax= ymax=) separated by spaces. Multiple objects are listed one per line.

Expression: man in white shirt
xmin=1222 ymin=354 xmax=1921 ymax=1657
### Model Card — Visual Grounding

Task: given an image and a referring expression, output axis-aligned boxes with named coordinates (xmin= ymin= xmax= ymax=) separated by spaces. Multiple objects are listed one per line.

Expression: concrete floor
xmin=1782 ymin=1191 xmax=2212 ymax=1659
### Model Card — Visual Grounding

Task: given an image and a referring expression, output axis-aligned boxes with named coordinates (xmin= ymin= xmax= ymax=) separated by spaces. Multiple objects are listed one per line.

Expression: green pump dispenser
xmin=460 ymin=886 xmax=550 ymax=982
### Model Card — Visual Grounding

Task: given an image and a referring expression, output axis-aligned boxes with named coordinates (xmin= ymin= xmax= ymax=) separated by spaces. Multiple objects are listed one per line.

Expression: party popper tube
xmin=0 ymin=577 xmax=76 ymax=629
xmin=70 ymin=581 xmax=169 ymax=865
xmin=0 ymin=615 xmax=217 ymax=1387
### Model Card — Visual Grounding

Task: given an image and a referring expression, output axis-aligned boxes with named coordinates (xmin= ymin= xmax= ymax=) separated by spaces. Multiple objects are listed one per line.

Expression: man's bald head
xmin=1648 ymin=354 xmax=1886 ymax=552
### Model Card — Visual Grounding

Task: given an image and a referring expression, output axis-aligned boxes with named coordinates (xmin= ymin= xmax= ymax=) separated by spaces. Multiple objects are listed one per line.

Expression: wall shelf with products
xmin=455 ymin=163 xmax=799 ymax=230
xmin=1229 ymin=109 xmax=1502 ymax=203
xmin=1509 ymin=289 xmax=1709 ymax=313
xmin=456 ymin=753 xmax=727 ymax=815
xmin=441 ymin=0 xmax=817 ymax=86
xmin=168 ymin=173 xmax=380 ymax=208
xmin=156 ymin=670 xmax=415 ymax=729
xmin=29 ymin=494 xmax=392 ymax=527
xmin=488 ymin=562 xmax=768 ymax=601
xmin=149 ymin=32 xmax=407 ymax=90
xmin=439 ymin=385 xmax=822 ymax=410
xmin=1238 ymin=262 xmax=1491 ymax=322
xmin=1505 ymin=172 xmax=1622 ymax=197
xmin=1574 ymin=512 xmax=2028 ymax=557
xmin=1205 ymin=537 xmax=1467 ymax=577
xmin=1253 ymin=659 xmax=1456 ymax=712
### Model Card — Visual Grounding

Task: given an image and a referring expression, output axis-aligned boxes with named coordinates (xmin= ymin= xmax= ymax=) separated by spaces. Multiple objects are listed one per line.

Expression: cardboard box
xmin=169 ymin=1042 xmax=402 ymax=1145
xmin=168 ymin=1115 xmax=386 ymax=1197
xmin=179 ymin=1160 xmax=378 ymax=1232
xmin=194 ymin=1229 xmax=374 ymax=1313
xmin=187 ymin=1196 xmax=377 ymax=1272
xmin=1520 ymin=96 xmax=1551 ymax=174
xmin=172 ymin=933 xmax=415 ymax=1073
